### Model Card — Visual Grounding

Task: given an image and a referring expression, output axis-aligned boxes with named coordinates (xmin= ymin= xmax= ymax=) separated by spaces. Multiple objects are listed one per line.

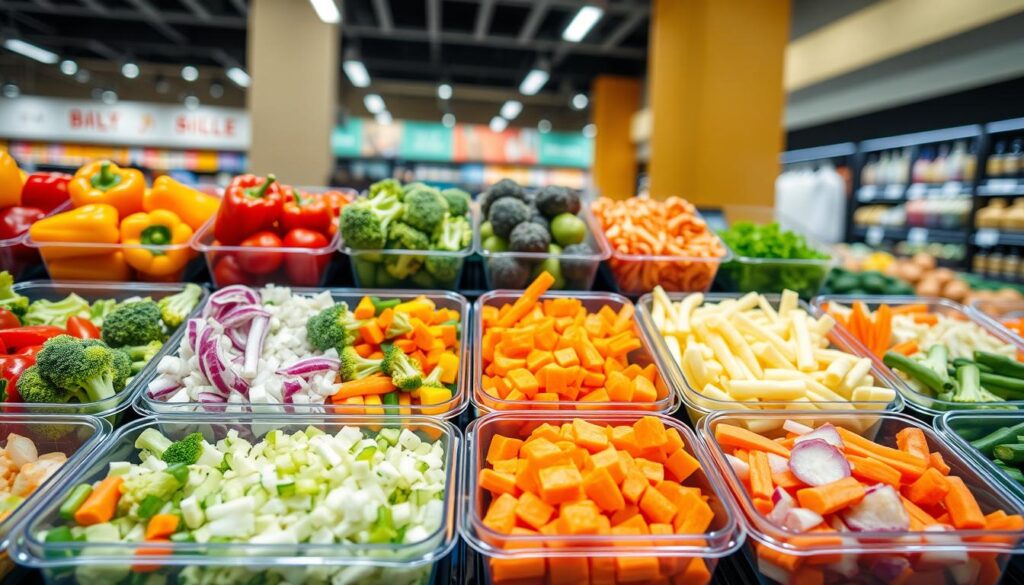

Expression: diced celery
xmin=295 ymin=478 xmax=319 ymax=496
xmin=304 ymin=425 xmax=325 ymax=438
xmin=170 ymin=532 xmax=194 ymax=543
xmin=276 ymin=482 xmax=296 ymax=497
xmin=377 ymin=428 xmax=401 ymax=446
xmin=275 ymin=454 xmax=297 ymax=474
xmin=356 ymin=447 xmax=376 ymax=462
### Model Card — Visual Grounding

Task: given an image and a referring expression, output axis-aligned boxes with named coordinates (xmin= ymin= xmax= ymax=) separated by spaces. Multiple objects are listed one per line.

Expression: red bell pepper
xmin=0 ymin=354 xmax=34 ymax=402
xmin=212 ymin=254 xmax=249 ymax=286
xmin=0 ymin=326 xmax=65 ymax=351
xmin=66 ymin=316 xmax=100 ymax=339
xmin=21 ymin=172 xmax=71 ymax=212
xmin=238 ymin=231 xmax=284 ymax=275
xmin=0 ymin=206 xmax=45 ymax=249
xmin=16 ymin=345 xmax=42 ymax=357
xmin=282 ymin=191 xmax=332 ymax=235
xmin=213 ymin=174 xmax=285 ymax=245
xmin=282 ymin=228 xmax=330 ymax=286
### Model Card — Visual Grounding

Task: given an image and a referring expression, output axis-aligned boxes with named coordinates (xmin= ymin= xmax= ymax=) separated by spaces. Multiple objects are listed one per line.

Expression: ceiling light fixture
xmin=181 ymin=65 xmax=199 ymax=82
xmin=500 ymin=100 xmax=522 ymax=120
xmin=437 ymin=83 xmax=452 ymax=100
xmin=582 ymin=123 xmax=597 ymax=138
xmin=226 ymin=67 xmax=250 ymax=88
xmin=121 ymin=62 xmax=140 ymax=79
xmin=571 ymin=93 xmax=588 ymax=110
xmin=2 ymin=82 xmax=20 ymax=99
xmin=101 ymin=89 xmax=117 ymax=105
xmin=442 ymin=113 xmax=455 ymax=128
xmin=519 ymin=68 xmax=549 ymax=96
xmin=2 ymin=39 xmax=58 ymax=64
xmin=308 ymin=0 xmax=341 ymax=24
xmin=537 ymin=119 xmax=552 ymax=134
xmin=489 ymin=116 xmax=508 ymax=133
xmin=74 ymin=69 xmax=90 ymax=83
xmin=562 ymin=5 xmax=603 ymax=42
xmin=375 ymin=110 xmax=393 ymax=125
xmin=343 ymin=52 xmax=370 ymax=88
xmin=184 ymin=95 xmax=200 ymax=110
xmin=209 ymin=80 xmax=224 ymax=98
xmin=59 ymin=59 xmax=78 ymax=76
xmin=363 ymin=93 xmax=386 ymax=114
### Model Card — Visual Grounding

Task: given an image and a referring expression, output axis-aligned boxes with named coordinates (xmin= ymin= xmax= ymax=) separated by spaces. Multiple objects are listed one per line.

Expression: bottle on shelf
xmin=1005 ymin=200 xmax=1024 ymax=232
xmin=976 ymin=198 xmax=1007 ymax=228
xmin=1008 ymin=139 xmax=1024 ymax=179
xmin=989 ymin=141 xmax=1007 ymax=178
xmin=964 ymin=142 xmax=977 ymax=182
xmin=1003 ymin=252 xmax=1020 ymax=282
xmin=973 ymin=251 xmax=987 ymax=275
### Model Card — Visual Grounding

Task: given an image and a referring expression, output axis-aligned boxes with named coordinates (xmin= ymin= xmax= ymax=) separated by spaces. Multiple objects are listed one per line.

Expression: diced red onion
xmin=220 ymin=305 xmax=271 ymax=329
xmin=199 ymin=325 xmax=239 ymax=397
xmin=147 ymin=375 xmax=181 ymax=399
xmin=842 ymin=485 xmax=909 ymax=532
xmin=283 ymin=379 xmax=303 ymax=399
xmin=209 ymin=285 xmax=259 ymax=306
xmin=870 ymin=557 xmax=910 ymax=581
xmin=226 ymin=326 xmax=247 ymax=351
xmin=197 ymin=392 xmax=227 ymax=403
xmin=768 ymin=487 xmax=795 ymax=524
xmin=783 ymin=419 xmax=814 ymax=436
xmin=725 ymin=454 xmax=749 ymax=482
xmin=242 ymin=316 xmax=269 ymax=379
xmin=794 ymin=423 xmax=844 ymax=449
xmin=782 ymin=508 xmax=824 ymax=532
xmin=186 ymin=319 xmax=203 ymax=353
xmin=276 ymin=357 xmax=340 ymax=378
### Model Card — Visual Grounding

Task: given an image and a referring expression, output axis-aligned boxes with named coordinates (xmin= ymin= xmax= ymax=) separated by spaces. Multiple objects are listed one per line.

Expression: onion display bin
xmin=475 ymin=208 xmax=611 ymax=292
xmin=701 ymin=410 xmax=1024 ymax=585
xmin=12 ymin=414 xmax=461 ymax=585
xmin=0 ymin=414 xmax=109 ymax=579
xmin=471 ymin=290 xmax=677 ymax=414
xmin=635 ymin=292 xmax=904 ymax=430
xmin=936 ymin=411 xmax=1024 ymax=513
xmin=137 ymin=288 xmax=471 ymax=420
xmin=811 ymin=295 xmax=1024 ymax=418
xmin=460 ymin=411 xmax=744 ymax=585
xmin=5 ymin=280 xmax=207 ymax=420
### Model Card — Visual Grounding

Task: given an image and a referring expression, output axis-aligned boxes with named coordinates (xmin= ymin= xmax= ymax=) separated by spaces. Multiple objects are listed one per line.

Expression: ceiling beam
xmin=517 ymin=0 xmax=549 ymax=44
xmin=77 ymin=0 xmax=109 ymax=13
xmin=179 ymin=0 xmax=212 ymax=21
xmin=602 ymin=11 xmax=645 ymax=50
xmin=228 ymin=0 xmax=247 ymax=17
xmin=451 ymin=0 xmax=648 ymax=17
xmin=30 ymin=0 xmax=55 ymax=9
xmin=427 ymin=0 xmax=441 ymax=64
xmin=474 ymin=0 xmax=495 ymax=40
xmin=11 ymin=10 xmax=58 ymax=35
xmin=0 ymin=2 xmax=246 ymax=28
xmin=122 ymin=0 xmax=188 ymax=44
xmin=371 ymin=0 xmax=393 ymax=33
xmin=86 ymin=39 xmax=123 ymax=61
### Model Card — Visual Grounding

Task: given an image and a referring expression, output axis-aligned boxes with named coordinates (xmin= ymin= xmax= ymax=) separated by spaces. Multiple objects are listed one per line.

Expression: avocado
xmin=831 ymin=274 xmax=860 ymax=293
xmin=861 ymin=271 xmax=887 ymax=294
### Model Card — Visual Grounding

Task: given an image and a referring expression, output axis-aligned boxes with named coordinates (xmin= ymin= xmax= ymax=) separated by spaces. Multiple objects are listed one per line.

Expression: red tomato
xmin=213 ymin=254 xmax=250 ymax=286
xmin=237 ymin=231 xmax=284 ymax=275
xmin=66 ymin=315 xmax=100 ymax=339
xmin=282 ymin=228 xmax=331 ymax=286
xmin=0 ymin=308 xmax=20 ymax=330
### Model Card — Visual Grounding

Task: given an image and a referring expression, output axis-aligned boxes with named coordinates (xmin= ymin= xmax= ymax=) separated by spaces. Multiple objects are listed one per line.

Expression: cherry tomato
xmin=66 ymin=315 xmax=100 ymax=339
xmin=282 ymin=228 xmax=331 ymax=286
xmin=237 ymin=231 xmax=284 ymax=275
xmin=0 ymin=308 xmax=19 ymax=330
xmin=212 ymin=254 xmax=250 ymax=286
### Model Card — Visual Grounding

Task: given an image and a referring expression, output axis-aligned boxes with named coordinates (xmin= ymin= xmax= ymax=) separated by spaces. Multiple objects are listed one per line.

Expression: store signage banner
xmin=331 ymin=118 xmax=363 ymax=158
xmin=538 ymin=133 xmax=593 ymax=167
xmin=0 ymin=96 xmax=249 ymax=150
xmin=400 ymin=121 xmax=453 ymax=161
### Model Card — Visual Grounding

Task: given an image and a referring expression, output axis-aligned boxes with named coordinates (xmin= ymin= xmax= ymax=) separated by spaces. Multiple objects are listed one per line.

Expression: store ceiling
xmin=0 ymin=0 xmax=649 ymax=97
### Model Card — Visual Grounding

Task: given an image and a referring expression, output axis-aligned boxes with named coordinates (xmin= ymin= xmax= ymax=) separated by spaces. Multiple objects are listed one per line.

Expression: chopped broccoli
xmin=161 ymin=432 xmax=205 ymax=465
xmin=88 ymin=299 xmax=117 ymax=327
xmin=340 ymin=190 xmax=404 ymax=250
xmin=101 ymin=300 xmax=166 ymax=348
xmin=534 ymin=185 xmax=581 ymax=219
xmin=383 ymin=253 xmax=424 ymax=280
xmin=387 ymin=222 xmax=430 ymax=250
xmin=509 ymin=222 xmax=551 ymax=253
xmin=125 ymin=340 xmax=164 ymax=374
xmin=339 ymin=346 xmax=384 ymax=381
xmin=15 ymin=366 xmax=66 ymax=404
xmin=135 ymin=428 xmax=174 ymax=457
xmin=440 ymin=189 xmax=471 ymax=218
xmin=401 ymin=181 xmax=429 ymax=196
xmin=157 ymin=284 xmax=203 ymax=328
xmin=488 ymin=257 xmax=530 ymax=289
xmin=370 ymin=178 xmax=404 ymax=200
xmin=433 ymin=215 xmax=471 ymax=251
xmin=952 ymin=364 xmax=1004 ymax=403
xmin=0 ymin=272 xmax=28 ymax=317
xmin=381 ymin=346 xmax=423 ymax=391
xmin=488 ymin=198 xmax=530 ymax=240
xmin=385 ymin=310 xmax=414 ymax=339
xmin=35 ymin=335 xmax=127 ymax=403
xmin=402 ymin=188 xmax=449 ymax=234
xmin=306 ymin=303 xmax=366 ymax=352
xmin=479 ymin=179 xmax=527 ymax=217
xmin=421 ymin=365 xmax=445 ymax=389
xmin=22 ymin=293 xmax=89 ymax=326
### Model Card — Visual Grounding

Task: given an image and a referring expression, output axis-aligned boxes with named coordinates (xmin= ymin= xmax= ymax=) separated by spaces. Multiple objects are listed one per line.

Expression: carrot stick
xmin=331 ymin=375 xmax=396 ymax=401
xmin=874 ymin=304 xmax=892 ymax=356
xmin=890 ymin=340 xmax=918 ymax=356
xmin=497 ymin=272 xmax=556 ymax=328
xmin=714 ymin=423 xmax=791 ymax=457
xmin=796 ymin=477 xmax=865 ymax=515
xmin=900 ymin=495 xmax=939 ymax=528
xmin=943 ymin=476 xmax=986 ymax=529
xmin=904 ymin=468 xmax=950 ymax=506
xmin=74 ymin=476 xmax=123 ymax=526
xmin=835 ymin=428 xmax=927 ymax=480
xmin=748 ymin=450 xmax=773 ymax=499
xmin=895 ymin=427 xmax=930 ymax=464
xmin=892 ymin=304 xmax=929 ymax=314
xmin=145 ymin=514 xmax=180 ymax=540
xmin=847 ymin=454 xmax=901 ymax=487
xmin=912 ymin=313 xmax=939 ymax=325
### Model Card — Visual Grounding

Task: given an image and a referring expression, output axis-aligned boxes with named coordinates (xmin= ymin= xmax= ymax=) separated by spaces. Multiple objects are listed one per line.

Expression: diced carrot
xmin=714 ymin=423 xmax=791 ymax=457
xmin=490 ymin=556 xmax=546 ymax=583
xmin=796 ymin=477 xmax=865 ymax=515
xmin=354 ymin=296 xmax=375 ymax=319
xmin=673 ymin=491 xmax=714 ymax=534
xmin=145 ymin=514 xmax=179 ymax=540
xmin=677 ymin=558 xmax=712 ymax=585
xmin=73 ymin=476 xmax=123 ymax=526
xmin=664 ymin=448 xmax=701 ymax=483
xmin=639 ymin=484 xmax=678 ymax=524
xmin=606 ymin=371 xmax=634 ymax=402
xmin=507 ymin=368 xmax=539 ymax=398
xmin=632 ymin=376 xmax=658 ymax=402
xmin=591 ymin=447 xmax=627 ymax=484
xmin=549 ymin=557 xmax=589 ymax=585
xmin=483 ymin=492 xmax=518 ymax=533
xmin=754 ymin=498 xmax=773 ymax=515
xmin=514 ymin=491 xmax=555 ymax=530
xmin=610 ymin=504 xmax=639 ymax=527
xmin=525 ymin=349 xmax=553 ymax=373
xmin=615 ymin=556 xmax=660 ymax=583
xmin=637 ymin=459 xmax=664 ymax=485
xmin=537 ymin=465 xmax=584 ymax=506
xmin=905 ymin=467 xmax=950 ymax=506
xmin=611 ymin=426 xmax=641 ymax=455
xmin=480 ymin=469 xmax=518 ymax=496
xmin=662 ymin=427 xmax=685 ymax=455
xmin=132 ymin=538 xmax=172 ymax=573
xmin=502 ymin=329 xmax=535 ymax=358
xmin=573 ymin=419 xmax=610 ymax=452
xmin=436 ymin=352 xmax=459 ymax=384
xmin=621 ymin=468 xmax=649 ymax=505
xmin=583 ymin=467 xmax=626 ymax=513
xmin=553 ymin=347 xmax=580 ymax=368
xmin=359 ymin=320 xmax=385 ymax=346
xmin=558 ymin=500 xmax=602 ymax=535
xmin=487 ymin=435 xmax=524 ymax=464
xmin=632 ymin=416 xmax=668 ymax=450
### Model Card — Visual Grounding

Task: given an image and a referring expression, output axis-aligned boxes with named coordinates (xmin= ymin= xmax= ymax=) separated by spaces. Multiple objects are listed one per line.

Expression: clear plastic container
xmin=715 ymin=252 xmax=834 ymax=299
xmin=476 ymin=207 xmax=611 ymax=291
xmin=343 ymin=206 xmax=477 ymax=291
xmin=635 ymin=292 xmax=904 ymax=430
xmin=461 ymin=411 xmax=743 ymax=585
xmin=137 ymin=288 xmax=471 ymax=420
xmin=472 ymin=290 xmax=677 ymax=414
xmin=701 ymin=410 xmax=1024 ymax=585
xmin=0 ymin=230 xmax=42 ymax=280
xmin=25 ymin=201 xmax=206 ymax=282
xmin=968 ymin=298 xmax=1024 ymax=344
xmin=0 ymin=414 xmax=109 ymax=579
xmin=812 ymin=295 xmax=1024 ymax=418
xmin=12 ymin=414 xmax=460 ymax=585
xmin=6 ymin=280 xmax=207 ymax=420
xmin=937 ymin=411 xmax=1024 ymax=510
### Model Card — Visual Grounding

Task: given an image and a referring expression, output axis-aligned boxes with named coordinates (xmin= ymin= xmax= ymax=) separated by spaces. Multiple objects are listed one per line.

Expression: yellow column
xmin=248 ymin=0 xmax=339 ymax=184
xmin=591 ymin=75 xmax=642 ymax=200
xmin=648 ymin=0 xmax=790 ymax=207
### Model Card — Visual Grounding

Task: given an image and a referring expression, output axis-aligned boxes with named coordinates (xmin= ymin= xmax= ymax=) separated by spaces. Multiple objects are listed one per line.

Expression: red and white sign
xmin=0 ymin=96 xmax=249 ymax=150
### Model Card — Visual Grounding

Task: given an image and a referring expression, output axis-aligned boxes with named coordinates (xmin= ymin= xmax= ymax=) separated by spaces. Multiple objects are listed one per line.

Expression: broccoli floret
xmin=421 ymin=365 xmax=445 ymax=389
xmin=387 ymin=222 xmax=430 ymax=251
xmin=340 ymin=346 xmax=384 ymax=381
xmin=307 ymin=303 xmax=366 ymax=352
xmin=88 ymin=299 xmax=117 ymax=327
xmin=440 ymin=189 xmax=471 ymax=218
xmin=340 ymin=190 xmax=404 ymax=249
xmin=101 ymin=300 xmax=165 ymax=348
xmin=383 ymin=253 xmax=424 ymax=280
xmin=402 ymin=181 xmax=428 ymax=196
xmin=488 ymin=198 xmax=531 ymax=239
xmin=385 ymin=310 xmax=413 ymax=339
xmin=381 ymin=346 xmax=423 ymax=391
xmin=0 ymin=272 xmax=27 ymax=317
xmin=157 ymin=284 xmax=202 ymax=329
xmin=121 ymin=470 xmax=183 ymax=509
xmin=952 ymin=364 xmax=1004 ymax=403
xmin=480 ymin=179 xmax=527 ymax=217
xmin=36 ymin=335 xmax=125 ymax=402
xmin=509 ymin=222 xmax=551 ymax=253
xmin=22 ymin=293 xmax=89 ymax=326
xmin=433 ymin=216 xmax=471 ymax=251
xmin=488 ymin=257 xmax=530 ymax=289
xmin=111 ymin=348 xmax=132 ymax=391
xmin=424 ymin=256 xmax=461 ymax=284
xmin=370 ymin=179 xmax=404 ymax=200
xmin=161 ymin=432 xmax=205 ymax=465
xmin=15 ymin=366 xmax=67 ymax=404
xmin=125 ymin=340 xmax=164 ymax=374
xmin=534 ymin=185 xmax=581 ymax=219
xmin=560 ymin=243 xmax=595 ymax=284
xmin=402 ymin=188 xmax=449 ymax=234
xmin=135 ymin=428 xmax=174 ymax=457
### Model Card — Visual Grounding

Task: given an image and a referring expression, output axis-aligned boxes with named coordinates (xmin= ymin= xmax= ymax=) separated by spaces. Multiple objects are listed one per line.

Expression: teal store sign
xmin=331 ymin=118 xmax=363 ymax=157
xmin=400 ymin=121 xmax=454 ymax=161
xmin=538 ymin=133 xmax=593 ymax=168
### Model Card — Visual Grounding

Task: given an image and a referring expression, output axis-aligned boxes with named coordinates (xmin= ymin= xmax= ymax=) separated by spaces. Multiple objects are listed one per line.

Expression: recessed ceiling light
xmin=308 ymin=0 xmax=341 ymax=24
xmin=571 ymin=93 xmax=588 ymax=110
xmin=181 ymin=65 xmax=199 ymax=82
xmin=442 ymin=113 xmax=455 ymax=128
xmin=2 ymin=83 xmax=20 ymax=99
xmin=437 ymin=83 xmax=452 ymax=100
xmin=60 ymin=60 xmax=78 ymax=76
xmin=209 ymin=80 xmax=224 ymax=98
xmin=489 ymin=116 xmax=508 ymax=133
xmin=538 ymin=119 xmax=552 ymax=134
xmin=2 ymin=39 xmax=58 ymax=64
xmin=226 ymin=67 xmax=250 ymax=88
xmin=582 ymin=124 xmax=597 ymax=138
xmin=121 ymin=62 xmax=140 ymax=79
xmin=343 ymin=59 xmax=370 ymax=88
xmin=375 ymin=110 xmax=393 ymax=125
xmin=75 ymin=69 xmax=91 ymax=83
xmin=519 ymin=68 xmax=549 ymax=96
xmin=184 ymin=95 xmax=200 ymax=110
xmin=500 ymin=100 xmax=522 ymax=121
xmin=101 ymin=90 xmax=117 ymax=105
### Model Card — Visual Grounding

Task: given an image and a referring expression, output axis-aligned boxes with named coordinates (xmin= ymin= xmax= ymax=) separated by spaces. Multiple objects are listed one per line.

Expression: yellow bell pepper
xmin=69 ymin=160 xmax=145 ymax=217
xmin=144 ymin=176 xmax=221 ymax=232
xmin=120 ymin=209 xmax=194 ymax=277
xmin=29 ymin=204 xmax=120 ymax=261
xmin=46 ymin=252 xmax=130 ymax=281
xmin=0 ymin=150 xmax=24 ymax=208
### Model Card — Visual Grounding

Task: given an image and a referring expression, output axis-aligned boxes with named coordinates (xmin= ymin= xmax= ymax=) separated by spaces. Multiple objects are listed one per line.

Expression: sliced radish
xmin=842 ymin=485 xmax=909 ymax=532
xmin=793 ymin=423 xmax=844 ymax=449
xmin=789 ymin=439 xmax=851 ymax=486
xmin=829 ymin=516 xmax=849 ymax=532
xmin=870 ymin=556 xmax=910 ymax=581
xmin=726 ymin=454 xmax=750 ymax=481
xmin=782 ymin=507 xmax=824 ymax=532
xmin=768 ymin=487 xmax=795 ymax=524
xmin=767 ymin=452 xmax=789 ymax=474
xmin=950 ymin=559 xmax=981 ymax=585
xmin=919 ymin=524 xmax=968 ymax=568
xmin=783 ymin=419 xmax=814 ymax=436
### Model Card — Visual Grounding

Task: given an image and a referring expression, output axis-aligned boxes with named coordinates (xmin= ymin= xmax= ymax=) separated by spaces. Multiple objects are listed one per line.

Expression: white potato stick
xmin=824 ymin=357 xmax=854 ymax=388
xmin=699 ymin=324 xmax=747 ymax=381
xmin=720 ymin=291 xmax=760 ymax=318
xmin=763 ymin=369 xmax=806 ymax=381
xmin=814 ymin=348 xmax=851 ymax=363
xmin=684 ymin=345 xmax=709 ymax=389
xmin=790 ymin=312 xmax=816 ymax=372
xmin=726 ymin=380 xmax=806 ymax=400
xmin=841 ymin=358 xmax=873 ymax=394
xmin=651 ymin=302 xmax=667 ymax=333
xmin=757 ymin=295 xmax=780 ymax=322
xmin=711 ymin=316 xmax=764 ymax=378
xmin=753 ymin=341 xmax=795 ymax=370
xmin=806 ymin=378 xmax=850 ymax=402
xmin=734 ymin=312 xmax=796 ymax=362
xmin=779 ymin=289 xmax=799 ymax=318
xmin=664 ymin=334 xmax=683 ymax=365
xmin=851 ymin=386 xmax=897 ymax=403
xmin=812 ymin=313 xmax=837 ymax=338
